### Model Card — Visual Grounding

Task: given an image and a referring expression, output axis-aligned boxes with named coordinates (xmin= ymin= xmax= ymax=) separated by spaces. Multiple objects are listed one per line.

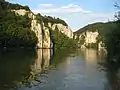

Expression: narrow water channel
xmin=0 ymin=49 xmax=120 ymax=90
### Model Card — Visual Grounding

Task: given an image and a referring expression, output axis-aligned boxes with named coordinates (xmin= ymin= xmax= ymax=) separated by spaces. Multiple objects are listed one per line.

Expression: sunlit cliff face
xmin=12 ymin=9 xmax=73 ymax=48
xmin=75 ymin=30 xmax=106 ymax=50
xmin=79 ymin=31 xmax=99 ymax=45
xmin=85 ymin=31 xmax=99 ymax=44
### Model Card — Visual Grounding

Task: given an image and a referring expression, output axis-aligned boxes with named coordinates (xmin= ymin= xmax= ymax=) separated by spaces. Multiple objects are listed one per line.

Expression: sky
xmin=9 ymin=0 xmax=119 ymax=31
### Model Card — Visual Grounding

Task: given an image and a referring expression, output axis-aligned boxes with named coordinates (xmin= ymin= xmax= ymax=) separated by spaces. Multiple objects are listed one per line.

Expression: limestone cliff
xmin=12 ymin=9 xmax=44 ymax=48
xmin=74 ymin=22 xmax=113 ymax=50
xmin=49 ymin=23 xmax=73 ymax=38
xmin=74 ymin=30 xmax=105 ymax=50
xmin=12 ymin=9 xmax=73 ymax=48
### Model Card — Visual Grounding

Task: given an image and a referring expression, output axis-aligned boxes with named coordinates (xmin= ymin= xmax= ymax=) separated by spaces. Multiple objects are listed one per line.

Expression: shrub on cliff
xmin=0 ymin=2 xmax=37 ymax=48
xmin=50 ymin=26 xmax=78 ymax=50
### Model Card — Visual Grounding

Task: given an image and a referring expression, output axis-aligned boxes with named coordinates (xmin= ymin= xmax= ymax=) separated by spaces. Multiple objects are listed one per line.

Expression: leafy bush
xmin=36 ymin=14 xmax=68 ymax=26
xmin=49 ymin=26 xmax=78 ymax=51
xmin=0 ymin=3 xmax=37 ymax=48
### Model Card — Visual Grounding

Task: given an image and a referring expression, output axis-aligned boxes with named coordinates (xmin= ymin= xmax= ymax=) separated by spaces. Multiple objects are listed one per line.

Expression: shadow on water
xmin=50 ymin=49 xmax=77 ymax=67
xmin=0 ymin=48 xmax=74 ymax=90
xmin=105 ymin=61 xmax=120 ymax=90
xmin=81 ymin=49 xmax=120 ymax=90
xmin=0 ymin=49 xmax=37 ymax=90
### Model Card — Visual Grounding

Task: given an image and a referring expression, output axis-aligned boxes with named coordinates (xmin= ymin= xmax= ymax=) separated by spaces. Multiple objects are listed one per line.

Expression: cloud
xmin=66 ymin=12 xmax=114 ymax=30
xmin=39 ymin=4 xmax=53 ymax=7
xmin=32 ymin=4 xmax=115 ymax=31
xmin=46 ymin=12 xmax=114 ymax=30
xmin=32 ymin=4 xmax=91 ymax=14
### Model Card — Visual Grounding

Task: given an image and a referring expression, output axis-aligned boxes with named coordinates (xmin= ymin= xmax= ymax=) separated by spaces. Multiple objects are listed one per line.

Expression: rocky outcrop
xmin=31 ymin=16 xmax=43 ymax=48
xmin=74 ymin=30 xmax=104 ymax=49
xmin=42 ymin=25 xmax=51 ymax=48
xmin=12 ymin=9 xmax=73 ymax=48
xmin=84 ymin=31 xmax=99 ymax=44
xmin=50 ymin=23 xmax=73 ymax=38
xmin=11 ymin=9 xmax=28 ymax=16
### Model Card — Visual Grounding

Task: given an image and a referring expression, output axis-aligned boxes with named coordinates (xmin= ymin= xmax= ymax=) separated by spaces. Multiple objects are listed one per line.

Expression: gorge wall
xmin=12 ymin=9 xmax=73 ymax=48
xmin=0 ymin=0 xmax=74 ymax=49
xmin=74 ymin=23 xmax=106 ymax=50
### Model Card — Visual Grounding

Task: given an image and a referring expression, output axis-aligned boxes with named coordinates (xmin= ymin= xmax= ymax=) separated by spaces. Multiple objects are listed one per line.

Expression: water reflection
xmin=31 ymin=49 xmax=52 ymax=73
xmin=0 ymin=49 xmax=120 ymax=90
xmin=0 ymin=49 xmax=37 ymax=90
xmin=42 ymin=49 xmax=51 ymax=69
xmin=81 ymin=49 xmax=120 ymax=90
xmin=106 ymin=63 xmax=120 ymax=90
xmin=0 ymin=49 xmax=53 ymax=89
xmin=31 ymin=49 xmax=42 ymax=74
xmin=81 ymin=48 xmax=106 ymax=64
xmin=81 ymin=49 xmax=98 ymax=63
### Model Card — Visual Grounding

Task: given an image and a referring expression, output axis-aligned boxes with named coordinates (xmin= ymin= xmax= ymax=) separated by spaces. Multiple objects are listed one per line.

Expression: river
xmin=0 ymin=49 xmax=120 ymax=90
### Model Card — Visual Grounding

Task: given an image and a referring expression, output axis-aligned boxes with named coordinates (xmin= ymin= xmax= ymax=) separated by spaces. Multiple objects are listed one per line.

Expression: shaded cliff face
xmin=12 ymin=9 xmax=73 ymax=48
xmin=74 ymin=22 xmax=116 ymax=49
xmin=74 ymin=31 xmax=99 ymax=48
xmin=74 ymin=30 xmax=105 ymax=49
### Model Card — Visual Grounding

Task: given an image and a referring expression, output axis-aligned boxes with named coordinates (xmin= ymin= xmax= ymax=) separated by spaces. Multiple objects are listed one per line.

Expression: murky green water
xmin=0 ymin=49 xmax=120 ymax=90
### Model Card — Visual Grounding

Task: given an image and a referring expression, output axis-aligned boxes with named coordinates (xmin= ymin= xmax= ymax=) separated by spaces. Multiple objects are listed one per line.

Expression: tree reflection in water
xmin=106 ymin=62 xmax=120 ymax=90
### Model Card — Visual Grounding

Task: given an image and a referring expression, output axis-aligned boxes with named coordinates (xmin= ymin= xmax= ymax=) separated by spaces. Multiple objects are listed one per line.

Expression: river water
xmin=0 ymin=49 xmax=120 ymax=90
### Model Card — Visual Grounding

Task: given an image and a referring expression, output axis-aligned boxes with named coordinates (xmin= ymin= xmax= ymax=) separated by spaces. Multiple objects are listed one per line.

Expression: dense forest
xmin=0 ymin=0 xmax=78 ymax=49
xmin=0 ymin=1 xmax=38 ymax=48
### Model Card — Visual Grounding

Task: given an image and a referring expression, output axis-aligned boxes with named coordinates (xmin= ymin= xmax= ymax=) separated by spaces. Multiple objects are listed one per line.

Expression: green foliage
xmin=36 ymin=14 xmax=68 ymax=26
xmin=36 ymin=13 xmax=77 ymax=50
xmin=75 ymin=15 xmax=120 ymax=62
xmin=104 ymin=21 xmax=120 ymax=62
xmin=74 ymin=21 xmax=118 ymax=48
xmin=0 ymin=3 xmax=37 ymax=48
xmin=78 ymin=35 xmax=85 ymax=45
xmin=74 ymin=22 xmax=117 ymax=39
xmin=0 ymin=1 xmax=77 ymax=50
xmin=49 ymin=27 xmax=78 ymax=51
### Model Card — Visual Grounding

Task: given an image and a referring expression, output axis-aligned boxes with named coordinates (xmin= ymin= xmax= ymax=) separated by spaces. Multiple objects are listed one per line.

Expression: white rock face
xmin=76 ymin=31 xmax=106 ymax=50
xmin=78 ymin=31 xmax=99 ymax=45
xmin=76 ymin=31 xmax=99 ymax=48
xmin=12 ymin=9 xmax=28 ymax=16
xmin=31 ymin=17 xmax=43 ymax=48
xmin=12 ymin=9 xmax=73 ymax=48
xmin=98 ymin=41 xmax=106 ymax=51
xmin=42 ymin=26 xmax=51 ymax=48
xmin=51 ymin=24 xmax=73 ymax=38
xmin=85 ymin=31 xmax=99 ymax=44
xmin=12 ymin=9 xmax=51 ymax=48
